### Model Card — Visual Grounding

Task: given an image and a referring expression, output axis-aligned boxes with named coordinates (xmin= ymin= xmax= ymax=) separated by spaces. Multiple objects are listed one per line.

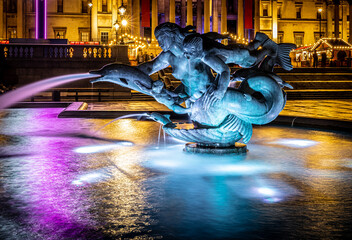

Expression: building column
xmin=112 ymin=0 xmax=117 ymax=26
xmin=237 ymin=0 xmax=244 ymax=38
xmin=187 ymin=0 xmax=193 ymax=26
xmin=334 ymin=0 xmax=340 ymax=38
xmin=17 ymin=0 xmax=23 ymax=38
xmin=221 ymin=0 xmax=227 ymax=33
xmin=165 ymin=0 xmax=170 ymax=22
xmin=197 ymin=0 xmax=202 ymax=33
xmin=327 ymin=3 xmax=333 ymax=38
xmin=132 ymin=0 xmax=140 ymax=37
xmin=254 ymin=0 xmax=260 ymax=33
xmin=204 ymin=0 xmax=210 ymax=32
xmin=108 ymin=0 xmax=112 ymax=12
xmin=181 ymin=0 xmax=186 ymax=27
xmin=342 ymin=3 xmax=348 ymax=41
xmin=152 ymin=0 xmax=158 ymax=39
xmin=213 ymin=0 xmax=219 ymax=33
xmin=0 ymin=0 xmax=3 ymax=39
xmin=92 ymin=0 xmax=98 ymax=41
xmin=272 ymin=0 xmax=278 ymax=42
xmin=349 ymin=0 xmax=352 ymax=43
xmin=170 ymin=0 xmax=175 ymax=23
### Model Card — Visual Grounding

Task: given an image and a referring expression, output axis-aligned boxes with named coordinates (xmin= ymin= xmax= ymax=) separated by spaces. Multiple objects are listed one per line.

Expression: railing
xmin=0 ymin=43 xmax=128 ymax=62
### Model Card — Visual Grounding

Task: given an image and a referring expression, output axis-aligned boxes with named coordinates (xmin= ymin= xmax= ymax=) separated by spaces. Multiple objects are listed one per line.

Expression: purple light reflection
xmin=1 ymin=108 xmax=98 ymax=238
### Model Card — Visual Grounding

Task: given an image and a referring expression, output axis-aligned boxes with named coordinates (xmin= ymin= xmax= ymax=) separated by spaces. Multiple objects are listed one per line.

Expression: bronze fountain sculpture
xmin=90 ymin=23 xmax=296 ymax=153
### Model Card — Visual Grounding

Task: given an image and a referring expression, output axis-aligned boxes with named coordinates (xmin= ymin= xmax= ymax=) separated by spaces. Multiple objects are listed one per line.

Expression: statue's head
xmin=155 ymin=23 xmax=183 ymax=51
xmin=155 ymin=22 xmax=195 ymax=54
xmin=183 ymin=35 xmax=203 ymax=60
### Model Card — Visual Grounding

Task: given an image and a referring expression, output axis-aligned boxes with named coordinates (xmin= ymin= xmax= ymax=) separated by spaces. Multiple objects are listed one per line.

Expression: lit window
xmin=82 ymin=0 xmax=88 ymax=13
xmin=81 ymin=32 xmax=89 ymax=42
xmin=54 ymin=29 xmax=66 ymax=39
xmin=277 ymin=6 xmax=281 ymax=18
xmin=7 ymin=0 xmax=17 ymax=13
xmin=57 ymin=0 xmax=63 ymax=13
xmin=316 ymin=11 xmax=322 ymax=19
xmin=101 ymin=32 xmax=109 ymax=44
xmin=278 ymin=33 xmax=284 ymax=43
xmin=296 ymin=7 xmax=301 ymax=19
xmin=294 ymin=32 xmax=304 ymax=46
xmin=314 ymin=32 xmax=320 ymax=42
xmin=102 ymin=0 xmax=107 ymax=12
xmin=8 ymin=28 xmax=17 ymax=38
xmin=263 ymin=4 xmax=268 ymax=17
xmin=31 ymin=0 xmax=35 ymax=12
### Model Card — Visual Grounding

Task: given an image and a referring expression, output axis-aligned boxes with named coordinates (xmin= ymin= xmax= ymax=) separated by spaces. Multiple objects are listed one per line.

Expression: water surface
xmin=0 ymin=108 xmax=352 ymax=239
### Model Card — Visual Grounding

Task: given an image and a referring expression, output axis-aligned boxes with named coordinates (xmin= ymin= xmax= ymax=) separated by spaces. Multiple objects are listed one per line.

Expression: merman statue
xmin=90 ymin=22 xmax=296 ymax=153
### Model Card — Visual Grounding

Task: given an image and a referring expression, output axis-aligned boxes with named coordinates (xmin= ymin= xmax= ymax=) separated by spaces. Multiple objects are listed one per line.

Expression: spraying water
xmin=95 ymin=113 xmax=150 ymax=133
xmin=90 ymin=82 xmax=94 ymax=109
xmin=0 ymin=73 xmax=100 ymax=109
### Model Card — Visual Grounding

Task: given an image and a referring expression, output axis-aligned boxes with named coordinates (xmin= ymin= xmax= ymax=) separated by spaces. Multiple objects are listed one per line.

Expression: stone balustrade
xmin=0 ymin=43 xmax=128 ymax=63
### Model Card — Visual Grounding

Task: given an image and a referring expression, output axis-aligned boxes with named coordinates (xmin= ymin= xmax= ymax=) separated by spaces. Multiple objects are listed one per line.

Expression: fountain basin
xmin=1 ymin=107 xmax=352 ymax=239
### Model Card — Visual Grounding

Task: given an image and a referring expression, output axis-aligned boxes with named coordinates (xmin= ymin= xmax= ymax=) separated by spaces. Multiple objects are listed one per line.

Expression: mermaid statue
xmin=90 ymin=22 xmax=296 ymax=152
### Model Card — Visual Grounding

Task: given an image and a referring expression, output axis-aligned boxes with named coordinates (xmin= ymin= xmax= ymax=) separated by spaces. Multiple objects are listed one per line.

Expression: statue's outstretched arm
xmin=202 ymin=55 xmax=231 ymax=109
xmin=136 ymin=51 xmax=171 ymax=75
xmin=134 ymin=80 xmax=190 ymax=114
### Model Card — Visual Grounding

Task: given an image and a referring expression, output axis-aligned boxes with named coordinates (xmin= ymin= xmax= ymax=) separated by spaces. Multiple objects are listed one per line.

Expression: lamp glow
xmin=118 ymin=4 xmax=127 ymax=15
xmin=121 ymin=19 xmax=128 ymax=27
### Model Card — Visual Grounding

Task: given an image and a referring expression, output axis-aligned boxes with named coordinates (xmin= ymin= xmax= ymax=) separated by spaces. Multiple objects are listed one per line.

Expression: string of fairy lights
xmin=291 ymin=37 xmax=352 ymax=52
xmin=108 ymin=33 xmax=159 ymax=49
xmin=107 ymin=32 xmax=253 ymax=49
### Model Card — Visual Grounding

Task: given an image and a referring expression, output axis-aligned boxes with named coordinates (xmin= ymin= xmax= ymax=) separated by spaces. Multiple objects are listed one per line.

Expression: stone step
xmin=286 ymin=90 xmax=352 ymax=100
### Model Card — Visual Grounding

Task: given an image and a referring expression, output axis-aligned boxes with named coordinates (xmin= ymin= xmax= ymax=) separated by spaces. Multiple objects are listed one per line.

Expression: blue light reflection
xmin=73 ymin=141 xmax=133 ymax=154
xmin=270 ymin=138 xmax=318 ymax=148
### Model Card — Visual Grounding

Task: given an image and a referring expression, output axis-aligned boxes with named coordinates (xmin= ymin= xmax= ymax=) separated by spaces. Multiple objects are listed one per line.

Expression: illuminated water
xmin=1 ymin=108 xmax=352 ymax=239
xmin=0 ymin=73 xmax=100 ymax=109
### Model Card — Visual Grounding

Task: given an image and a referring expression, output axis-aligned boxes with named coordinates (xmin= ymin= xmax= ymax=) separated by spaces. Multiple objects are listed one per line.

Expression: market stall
xmin=309 ymin=38 xmax=352 ymax=67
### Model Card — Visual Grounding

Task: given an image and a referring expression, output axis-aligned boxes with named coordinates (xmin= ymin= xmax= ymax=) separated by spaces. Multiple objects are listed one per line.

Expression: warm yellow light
xmin=118 ymin=5 xmax=126 ymax=15
xmin=88 ymin=2 xmax=93 ymax=8
xmin=318 ymin=8 xmax=323 ymax=13
xmin=121 ymin=19 xmax=128 ymax=26
xmin=114 ymin=23 xmax=120 ymax=30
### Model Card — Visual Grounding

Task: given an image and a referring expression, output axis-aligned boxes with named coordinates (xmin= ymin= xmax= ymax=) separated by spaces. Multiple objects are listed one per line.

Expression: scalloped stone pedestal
xmin=184 ymin=142 xmax=247 ymax=154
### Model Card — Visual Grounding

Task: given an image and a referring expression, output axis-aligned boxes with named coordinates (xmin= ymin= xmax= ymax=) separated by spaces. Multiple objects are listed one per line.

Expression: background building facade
xmin=0 ymin=0 xmax=351 ymax=46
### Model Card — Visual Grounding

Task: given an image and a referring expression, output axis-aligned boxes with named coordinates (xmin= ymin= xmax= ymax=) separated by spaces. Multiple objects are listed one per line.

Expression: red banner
xmin=244 ymin=0 xmax=253 ymax=29
xmin=141 ymin=0 xmax=150 ymax=28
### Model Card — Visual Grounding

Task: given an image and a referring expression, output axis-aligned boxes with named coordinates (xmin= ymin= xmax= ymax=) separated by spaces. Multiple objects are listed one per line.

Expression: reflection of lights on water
xmin=168 ymin=136 xmax=187 ymax=144
xmin=257 ymin=187 xmax=275 ymax=196
xmin=152 ymin=160 xmax=181 ymax=168
xmin=210 ymin=164 xmax=272 ymax=175
xmin=72 ymin=172 xmax=104 ymax=186
xmin=74 ymin=141 xmax=133 ymax=153
xmin=271 ymin=139 xmax=318 ymax=148
xmin=255 ymin=187 xmax=282 ymax=203
xmin=72 ymin=168 xmax=113 ymax=186
xmin=263 ymin=197 xmax=282 ymax=203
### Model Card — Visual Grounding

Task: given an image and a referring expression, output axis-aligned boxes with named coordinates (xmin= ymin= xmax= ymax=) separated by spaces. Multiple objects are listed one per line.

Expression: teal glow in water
xmin=0 ymin=108 xmax=352 ymax=239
